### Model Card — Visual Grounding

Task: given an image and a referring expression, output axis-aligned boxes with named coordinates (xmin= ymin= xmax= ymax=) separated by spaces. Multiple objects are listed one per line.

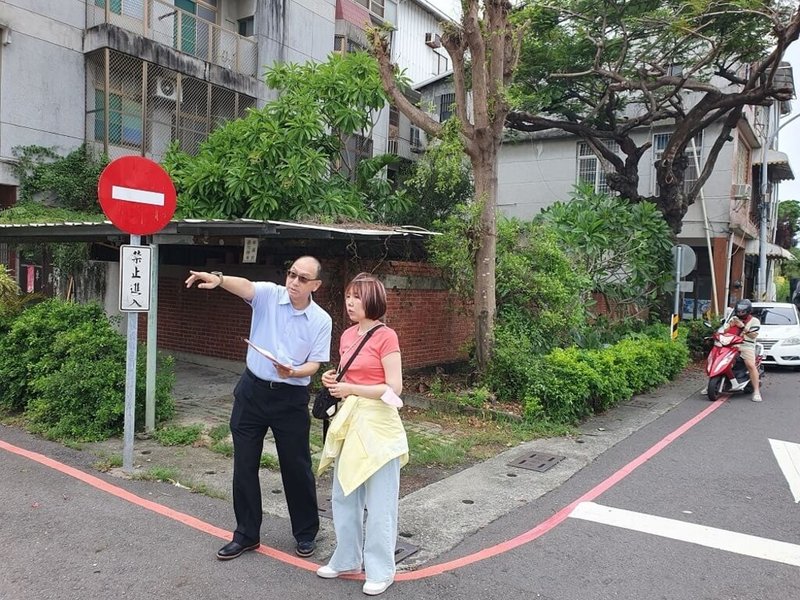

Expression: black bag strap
xmin=335 ymin=323 xmax=384 ymax=382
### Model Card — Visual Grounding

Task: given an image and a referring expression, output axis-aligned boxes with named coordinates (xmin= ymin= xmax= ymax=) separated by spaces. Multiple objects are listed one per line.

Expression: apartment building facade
xmin=0 ymin=0 xmax=447 ymax=197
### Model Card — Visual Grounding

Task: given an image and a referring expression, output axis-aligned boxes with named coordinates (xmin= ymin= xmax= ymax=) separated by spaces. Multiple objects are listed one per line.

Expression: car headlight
xmin=780 ymin=336 xmax=800 ymax=346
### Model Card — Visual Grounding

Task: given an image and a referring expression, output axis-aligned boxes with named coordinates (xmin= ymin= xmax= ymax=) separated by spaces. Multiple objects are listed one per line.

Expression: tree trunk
xmin=471 ymin=145 xmax=498 ymax=374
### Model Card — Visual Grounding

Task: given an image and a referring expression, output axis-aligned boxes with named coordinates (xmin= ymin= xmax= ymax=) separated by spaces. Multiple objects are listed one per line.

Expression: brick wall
xmin=140 ymin=259 xmax=472 ymax=370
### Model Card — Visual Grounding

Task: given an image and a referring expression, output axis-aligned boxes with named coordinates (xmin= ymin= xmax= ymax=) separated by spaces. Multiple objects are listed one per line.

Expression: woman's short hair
xmin=347 ymin=272 xmax=387 ymax=320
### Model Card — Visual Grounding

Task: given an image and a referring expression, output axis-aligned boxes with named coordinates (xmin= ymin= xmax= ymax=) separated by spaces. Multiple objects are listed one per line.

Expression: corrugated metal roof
xmin=0 ymin=218 xmax=437 ymax=242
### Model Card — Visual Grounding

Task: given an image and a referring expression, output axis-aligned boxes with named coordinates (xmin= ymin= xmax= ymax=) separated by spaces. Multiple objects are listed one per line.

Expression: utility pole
xmin=757 ymin=100 xmax=777 ymax=301
xmin=757 ymin=63 xmax=797 ymax=300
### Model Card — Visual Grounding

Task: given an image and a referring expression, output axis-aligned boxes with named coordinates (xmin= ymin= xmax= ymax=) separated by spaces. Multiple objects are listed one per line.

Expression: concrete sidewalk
xmin=118 ymin=355 xmax=708 ymax=569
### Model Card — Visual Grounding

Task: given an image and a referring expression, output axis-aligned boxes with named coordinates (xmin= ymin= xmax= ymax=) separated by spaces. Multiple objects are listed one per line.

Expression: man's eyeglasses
xmin=286 ymin=269 xmax=319 ymax=285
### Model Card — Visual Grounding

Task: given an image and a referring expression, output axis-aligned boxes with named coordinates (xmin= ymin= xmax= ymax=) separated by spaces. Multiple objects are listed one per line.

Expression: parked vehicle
xmin=705 ymin=320 xmax=764 ymax=401
xmin=750 ymin=302 xmax=800 ymax=369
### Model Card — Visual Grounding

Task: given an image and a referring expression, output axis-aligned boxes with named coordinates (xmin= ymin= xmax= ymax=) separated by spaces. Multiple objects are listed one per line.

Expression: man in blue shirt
xmin=186 ymin=256 xmax=332 ymax=560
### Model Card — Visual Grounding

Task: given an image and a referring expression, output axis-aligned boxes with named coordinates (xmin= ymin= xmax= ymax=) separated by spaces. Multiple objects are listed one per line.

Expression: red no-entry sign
xmin=98 ymin=156 xmax=177 ymax=235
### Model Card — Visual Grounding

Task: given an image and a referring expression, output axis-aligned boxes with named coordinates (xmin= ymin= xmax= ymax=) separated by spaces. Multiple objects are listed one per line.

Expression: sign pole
xmin=97 ymin=156 xmax=176 ymax=473
xmin=145 ymin=242 xmax=159 ymax=432
xmin=673 ymin=244 xmax=683 ymax=317
xmin=123 ymin=234 xmax=141 ymax=472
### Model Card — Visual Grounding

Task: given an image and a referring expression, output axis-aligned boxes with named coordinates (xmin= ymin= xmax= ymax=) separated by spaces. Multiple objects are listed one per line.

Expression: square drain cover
xmin=508 ymin=451 xmax=565 ymax=472
xmin=394 ymin=539 xmax=419 ymax=563
xmin=625 ymin=399 xmax=656 ymax=409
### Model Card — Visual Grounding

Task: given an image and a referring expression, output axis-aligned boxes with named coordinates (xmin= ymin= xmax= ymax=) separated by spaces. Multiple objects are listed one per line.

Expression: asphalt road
xmin=1 ymin=368 xmax=799 ymax=600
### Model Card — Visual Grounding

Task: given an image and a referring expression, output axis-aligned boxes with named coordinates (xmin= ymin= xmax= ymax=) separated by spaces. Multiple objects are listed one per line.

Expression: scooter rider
xmin=728 ymin=299 xmax=762 ymax=402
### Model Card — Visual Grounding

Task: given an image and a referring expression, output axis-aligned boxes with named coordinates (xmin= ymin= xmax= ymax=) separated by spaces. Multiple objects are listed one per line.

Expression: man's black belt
xmin=245 ymin=368 xmax=303 ymax=389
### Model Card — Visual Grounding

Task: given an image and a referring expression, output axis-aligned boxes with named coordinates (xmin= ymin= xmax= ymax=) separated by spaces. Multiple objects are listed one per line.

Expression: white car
xmin=751 ymin=302 xmax=800 ymax=368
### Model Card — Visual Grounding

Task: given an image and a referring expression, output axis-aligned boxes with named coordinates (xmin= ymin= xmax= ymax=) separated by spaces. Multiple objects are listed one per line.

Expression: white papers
xmin=243 ymin=339 xmax=292 ymax=370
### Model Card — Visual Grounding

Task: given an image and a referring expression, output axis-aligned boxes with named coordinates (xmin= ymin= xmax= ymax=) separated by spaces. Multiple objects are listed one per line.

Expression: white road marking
xmin=769 ymin=438 xmax=800 ymax=503
xmin=112 ymin=185 xmax=165 ymax=206
xmin=569 ymin=501 xmax=800 ymax=567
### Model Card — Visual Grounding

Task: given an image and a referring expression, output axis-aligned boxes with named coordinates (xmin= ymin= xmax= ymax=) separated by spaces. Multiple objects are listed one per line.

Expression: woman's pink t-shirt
xmin=338 ymin=324 xmax=400 ymax=385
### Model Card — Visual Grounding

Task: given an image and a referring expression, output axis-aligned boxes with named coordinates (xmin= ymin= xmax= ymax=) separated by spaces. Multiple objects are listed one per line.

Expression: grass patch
xmin=259 ymin=453 xmax=280 ymax=470
xmin=132 ymin=466 xmax=180 ymax=482
xmin=208 ymin=423 xmax=230 ymax=442
xmin=406 ymin=430 xmax=468 ymax=466
xmin=152 ymin=424 xmax=203 ymax=446
xmin=402 ymin=408 xmax=574 ymax=467
xmin=210 ymin=440 xmax=234 ymax=457
xmin=93 ymin=453 xmax=123 ymax=472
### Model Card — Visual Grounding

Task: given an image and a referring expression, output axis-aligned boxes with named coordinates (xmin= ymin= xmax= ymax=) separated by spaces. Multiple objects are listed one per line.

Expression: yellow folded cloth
xmin=318 ymin=395 xmax=408 ymax=496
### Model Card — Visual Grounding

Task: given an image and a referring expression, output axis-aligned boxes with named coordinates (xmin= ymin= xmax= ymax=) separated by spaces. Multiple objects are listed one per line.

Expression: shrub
xmin=0 ymin=299 xmax=106 ymax=413
xmin=489 ymin=325 xmax=689 ymax=425
xmin=0 ymin=298 xmax=174 ymax=440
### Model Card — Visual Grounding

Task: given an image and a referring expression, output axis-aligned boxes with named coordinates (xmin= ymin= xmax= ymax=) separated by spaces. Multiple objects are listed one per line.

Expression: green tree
xmin=428 ymin=204 xmax=589 ymax=358
xmin=164 ymin=52 xmax=409 ymax=221
xmin=370 ymin=1 xmax=525 ymax=373
xmin=12 ymin=144 xmax=108 ymax=212
xmin=507 ymin=0 xmax=800 ymax=233
xmin=538 ymin=186 xmax=673 ymax=315
xmin=387 ymin=120 xmax=473 ymax=229
xmin=776 ymin=199 xmax=800 ymax=249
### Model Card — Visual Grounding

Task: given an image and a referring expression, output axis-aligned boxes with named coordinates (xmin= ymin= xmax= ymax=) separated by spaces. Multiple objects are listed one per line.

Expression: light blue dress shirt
xmin=245 ymin=282 xmax=332 ymax=384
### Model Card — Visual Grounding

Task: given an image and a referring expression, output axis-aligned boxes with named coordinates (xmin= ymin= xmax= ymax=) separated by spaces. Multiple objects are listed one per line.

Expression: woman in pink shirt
xmin=316 ymin=273 xmax=408 ymax=596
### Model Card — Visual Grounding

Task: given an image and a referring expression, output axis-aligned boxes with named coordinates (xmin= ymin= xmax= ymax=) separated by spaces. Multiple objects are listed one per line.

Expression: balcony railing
xmin=87 ymin=0 xmax=258 ymax=78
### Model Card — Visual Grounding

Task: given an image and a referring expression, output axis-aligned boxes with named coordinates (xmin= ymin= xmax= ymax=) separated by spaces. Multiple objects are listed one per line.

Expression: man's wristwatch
xmin=211 ymin=271 xmax=224 ymax=287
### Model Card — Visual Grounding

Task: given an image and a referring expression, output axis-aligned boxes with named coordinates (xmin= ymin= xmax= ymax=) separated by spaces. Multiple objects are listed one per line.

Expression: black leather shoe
xmin=295 ymin=540 xmax=316 ymax=557
xmin=216 ymin=540 xmax=260 ymax=560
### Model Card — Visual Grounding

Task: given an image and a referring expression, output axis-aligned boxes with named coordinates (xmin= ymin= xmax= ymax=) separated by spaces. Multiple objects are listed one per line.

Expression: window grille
xmin=576 ymin=141 xmax=619 ymax=194
xmin=438 ymin=93 xmax=455 ymax=122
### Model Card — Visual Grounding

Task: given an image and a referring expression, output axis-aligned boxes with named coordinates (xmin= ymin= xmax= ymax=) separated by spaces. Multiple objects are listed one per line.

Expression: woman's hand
xmin=326 ymin=381 xmax=351 ymax=399
xmin=321 ymin=369 xmax=338 ymax=388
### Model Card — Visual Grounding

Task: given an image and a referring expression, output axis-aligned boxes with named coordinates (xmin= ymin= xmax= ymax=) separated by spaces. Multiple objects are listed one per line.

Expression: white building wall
xmin=392 ymin=0 xmax=448 ymax=83
xmin=0 ymin=1 xmax=86 ymax=185
xmin=498 ymin=122 xmax=741 ymax=247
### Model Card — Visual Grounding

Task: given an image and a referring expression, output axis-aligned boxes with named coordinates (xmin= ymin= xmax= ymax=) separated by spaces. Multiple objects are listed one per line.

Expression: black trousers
xmin=230 ymin=368 xmax=319 ymax=545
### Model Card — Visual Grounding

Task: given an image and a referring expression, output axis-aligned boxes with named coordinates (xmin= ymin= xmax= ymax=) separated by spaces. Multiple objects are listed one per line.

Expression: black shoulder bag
xmin=312 ymin=324 xmax=384 ymax=421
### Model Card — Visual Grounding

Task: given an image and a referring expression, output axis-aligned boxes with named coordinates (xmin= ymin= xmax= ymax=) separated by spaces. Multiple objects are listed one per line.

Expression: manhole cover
xmin=508 ymin=451 xmax=565 ymax=472
xmin=394 ymin=539 xmax=419 ymax=563
xmin=624 ymin=399 xmax=656 ymax=409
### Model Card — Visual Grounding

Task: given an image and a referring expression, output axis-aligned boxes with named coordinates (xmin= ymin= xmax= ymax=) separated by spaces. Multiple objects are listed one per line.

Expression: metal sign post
xmin=119 ymin=237 xmax=151 ymax=471
xmin=97 ymin=156 xmax=176 ymax=473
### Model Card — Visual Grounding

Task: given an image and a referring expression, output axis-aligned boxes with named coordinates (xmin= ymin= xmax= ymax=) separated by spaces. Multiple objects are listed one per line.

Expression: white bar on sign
xmin=112 ymin=185 xmax=165 ymax=206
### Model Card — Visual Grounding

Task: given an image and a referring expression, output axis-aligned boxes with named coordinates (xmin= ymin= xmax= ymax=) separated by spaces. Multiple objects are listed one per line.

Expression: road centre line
xmin=570 ymin=501 xmax=800 ymax=567
xmin=0 ymin=396 xmax=727 ymax=581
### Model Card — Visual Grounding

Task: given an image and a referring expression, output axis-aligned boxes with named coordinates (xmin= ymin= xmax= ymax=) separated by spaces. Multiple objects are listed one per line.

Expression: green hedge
xmin=0 ymin=298 xmax=175 ymax=441
xmin=488 ymin=324 xmax=689 ymax=425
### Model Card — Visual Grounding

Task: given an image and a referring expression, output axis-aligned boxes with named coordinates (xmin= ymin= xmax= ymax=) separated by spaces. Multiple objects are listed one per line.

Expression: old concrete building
xmin=0 ymin=0 xmax=449 ymax=198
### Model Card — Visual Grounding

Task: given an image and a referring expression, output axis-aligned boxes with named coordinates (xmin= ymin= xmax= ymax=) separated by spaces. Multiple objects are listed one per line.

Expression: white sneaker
xmin=363 ymin=579 xmax=394 ymax=595
xmin=316 ymin=565 xmax=361 ymax=579
xmin=752 ymin=393 xmax=763 ymax=402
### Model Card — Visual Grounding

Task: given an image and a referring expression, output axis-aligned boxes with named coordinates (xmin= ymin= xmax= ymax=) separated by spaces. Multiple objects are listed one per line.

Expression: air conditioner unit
xmin=155 ymin=76 xmax=180 ymax=102
xmin=425 ymin=32 xmax=441 ymax=49
xmin=732 ymin=183 xmax=752 ymax=199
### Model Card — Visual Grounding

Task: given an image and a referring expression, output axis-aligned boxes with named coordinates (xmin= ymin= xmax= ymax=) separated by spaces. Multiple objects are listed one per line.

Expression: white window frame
xmin=576 ymin=141 xmax=619 ymax=194
xmin=653 ymin=132 xmax=702 ymax=194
